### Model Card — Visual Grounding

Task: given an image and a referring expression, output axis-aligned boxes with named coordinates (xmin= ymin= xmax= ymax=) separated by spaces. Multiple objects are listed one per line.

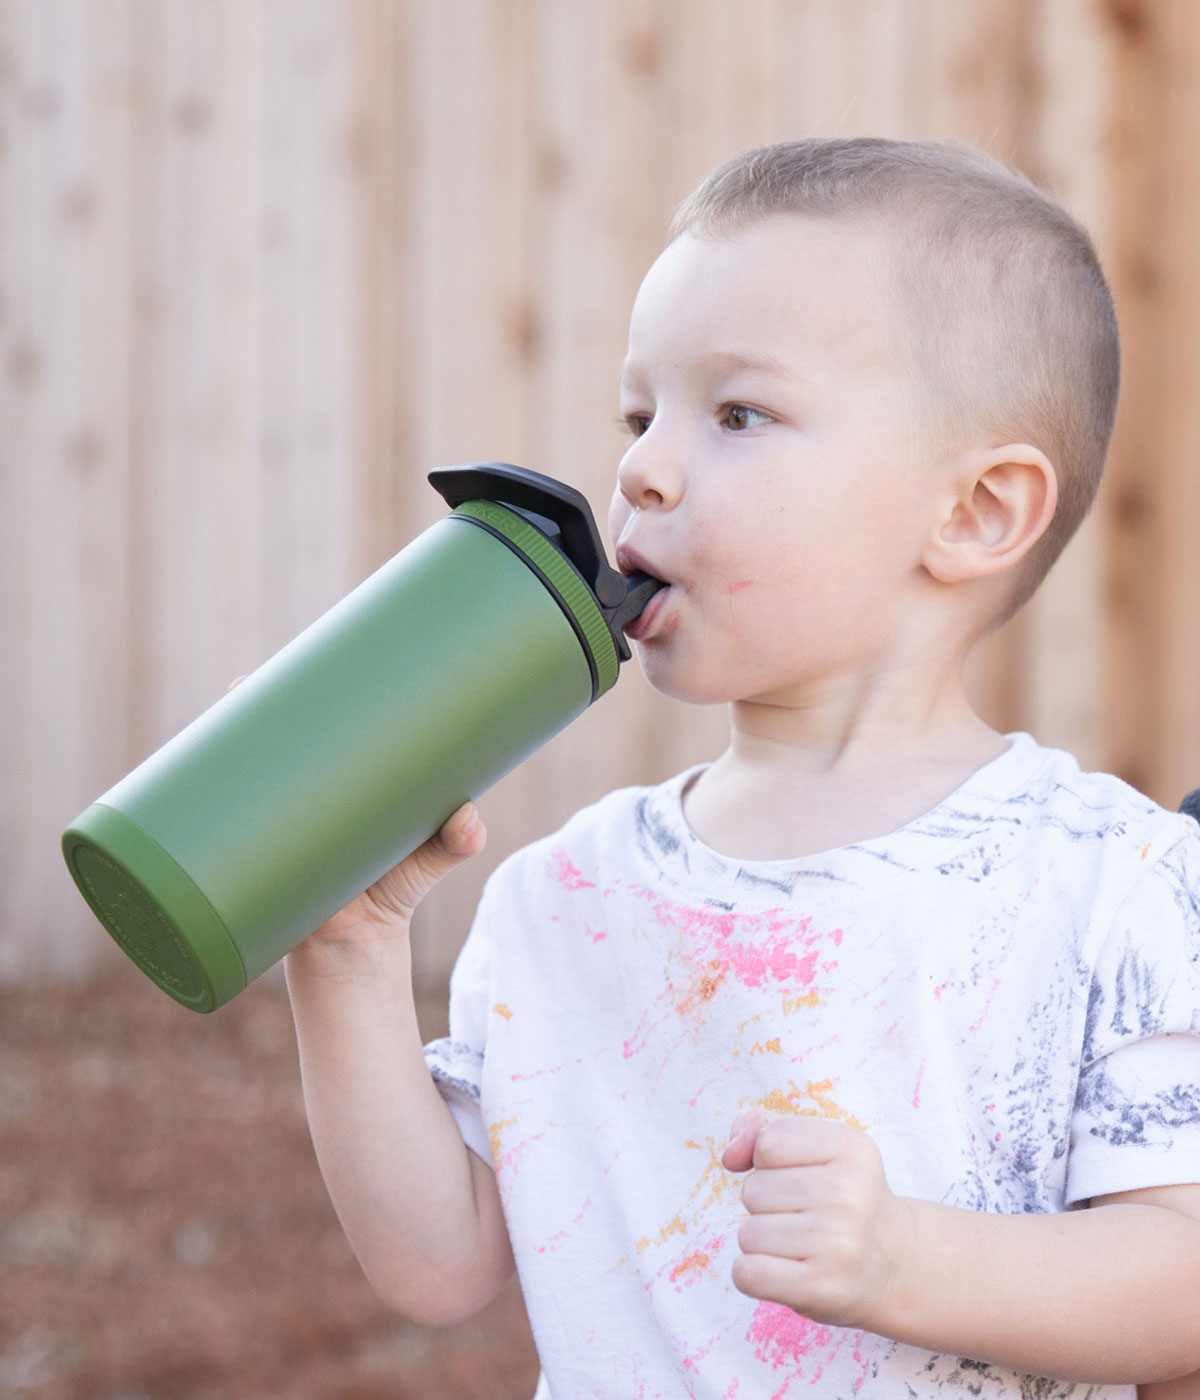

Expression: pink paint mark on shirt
xmin=968 ymin=974 xmax=1002 ymax=1033
xmin=633 ymin=887 xmax=835 ymax=1000
xmin=747 ymin=1300 xmax=832 ymax=1366
xmin=584 ymin=922 xmax=607 ymax=943
xmin=849 ymin=1333 xmax=871 ymax=1392
xmin=689 ymin=1075 xmax=720 ymax=1107
xmin=912 ymin=1058 xmax=926 ymax=1109
xmin=548 ymin=848 xmax=595 ymax=891
xmin=681 ymin=1322 xmax=738 ymax=1378
xmin=745 ymin=1301 xmax=857 ymax=1394
xmin=535 ymin=1196 xmax=594 ymax=1254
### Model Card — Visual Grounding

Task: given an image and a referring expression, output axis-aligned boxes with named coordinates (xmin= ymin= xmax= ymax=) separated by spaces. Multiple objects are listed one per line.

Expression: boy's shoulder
xmin=977 ymin=734 xmax=1199 ymax=924
xmin=1005 ymin=732 xmax=1192 ymax=848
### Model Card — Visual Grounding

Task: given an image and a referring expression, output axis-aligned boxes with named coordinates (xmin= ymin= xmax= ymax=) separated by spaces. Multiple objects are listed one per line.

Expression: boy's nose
xmin=616 ymin=432 xmax=685 ymax=512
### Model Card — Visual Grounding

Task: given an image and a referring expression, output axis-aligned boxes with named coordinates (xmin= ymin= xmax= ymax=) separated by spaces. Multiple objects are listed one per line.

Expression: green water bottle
xmin=62 ymin=464 xmax=662 ymax=1013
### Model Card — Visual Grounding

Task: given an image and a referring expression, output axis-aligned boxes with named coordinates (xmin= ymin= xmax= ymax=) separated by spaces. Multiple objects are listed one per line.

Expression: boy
xmin=285 ymin=139 xmax=1200 ymax=1397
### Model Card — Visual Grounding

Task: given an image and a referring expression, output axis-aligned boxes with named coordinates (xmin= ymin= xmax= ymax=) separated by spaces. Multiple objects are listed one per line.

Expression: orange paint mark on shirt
xmin=745 ymin=1079 xmax=865 ymax=1132
xmin=673 ymin=959 xmax=727 ymax=1017
xmin=492 ymin=1002 xmax=513 ymax=1021
xmin=801 ymin=1077 xmax=866 ymax=1131
xmin=750 ymin=1037 xmax=782 ymax=1056
xmin=636 ymin=1212 xmax=688 ymax=1255
xmin=487 ymin=1114 xmax=517 ymax=1163
xmin=685 ymin=1137 xmax=742 ymax=1214
xmin=670 ymin=1248 xmax=710 ymax=1284
xmin=783 ymin=989 xmax=820 ymax=1013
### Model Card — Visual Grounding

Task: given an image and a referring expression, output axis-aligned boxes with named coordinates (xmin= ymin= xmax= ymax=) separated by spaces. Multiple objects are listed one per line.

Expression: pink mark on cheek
xmin=727 ymin=578 xmax=754 ymax=594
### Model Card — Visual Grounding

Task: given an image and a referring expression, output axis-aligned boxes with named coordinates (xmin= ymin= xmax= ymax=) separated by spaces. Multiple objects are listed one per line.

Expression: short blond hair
xmin=669 ymin=138 xmax=1120 ymax=623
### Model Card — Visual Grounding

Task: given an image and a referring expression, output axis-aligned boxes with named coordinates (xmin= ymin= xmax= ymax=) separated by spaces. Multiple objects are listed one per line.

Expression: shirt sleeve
xmin=1066 ymin=823 xmax=1200 ymax=1204
xmin=422 ymin=876 xmax=497 ymax=1167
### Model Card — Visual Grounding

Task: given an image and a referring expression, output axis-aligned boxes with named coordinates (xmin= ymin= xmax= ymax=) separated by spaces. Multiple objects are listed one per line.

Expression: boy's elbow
xmin=365 ymin=1247 xmax=516 ymax=1328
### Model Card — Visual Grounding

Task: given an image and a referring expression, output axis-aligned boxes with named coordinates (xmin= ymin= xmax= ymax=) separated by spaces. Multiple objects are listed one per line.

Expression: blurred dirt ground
xmin=0 ymin=965 xmax=540 ymax=1400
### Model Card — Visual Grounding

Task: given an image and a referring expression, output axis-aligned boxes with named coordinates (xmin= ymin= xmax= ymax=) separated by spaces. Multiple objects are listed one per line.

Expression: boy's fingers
xmin=740 ymin=1163 xmax=835 ymax=1215
xmin=751 ymin=1115 xmax=865 ymax=1171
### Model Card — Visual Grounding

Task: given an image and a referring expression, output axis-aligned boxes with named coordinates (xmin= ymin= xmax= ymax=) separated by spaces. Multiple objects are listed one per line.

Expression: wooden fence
xmin=3 ymin=0 xmax=1198 ymax=993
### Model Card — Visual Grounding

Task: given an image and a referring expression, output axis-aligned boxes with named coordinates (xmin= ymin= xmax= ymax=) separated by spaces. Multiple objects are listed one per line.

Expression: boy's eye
xmin=620 ymin=413 xmax=652 ymax=437
xmin=723 ymin=403 xmax=771 ymax=432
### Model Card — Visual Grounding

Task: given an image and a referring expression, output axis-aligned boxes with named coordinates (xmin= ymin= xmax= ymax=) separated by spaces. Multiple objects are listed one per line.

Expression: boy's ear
xmin=922 ymin=444 xmax=1058 ymax=585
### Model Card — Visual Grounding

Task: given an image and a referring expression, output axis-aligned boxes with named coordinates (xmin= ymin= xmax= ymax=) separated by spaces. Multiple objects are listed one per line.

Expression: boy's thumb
xmin=721 ymin=1106 xmax=766 ymax=1172
xmin=365 ymin=802 xmax=486 ymax=921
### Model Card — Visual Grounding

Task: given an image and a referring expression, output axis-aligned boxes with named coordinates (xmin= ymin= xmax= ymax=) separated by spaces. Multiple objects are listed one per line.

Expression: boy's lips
xmin=615 ymin=542 xmax=664 ymax=583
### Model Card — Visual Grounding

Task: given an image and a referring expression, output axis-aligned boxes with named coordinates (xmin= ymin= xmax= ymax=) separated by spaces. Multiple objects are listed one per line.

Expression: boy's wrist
xmin=861 ymin=1192 xmax=922 ymax=1341
xmin=285 ymin=918 xmax=415 ymax=983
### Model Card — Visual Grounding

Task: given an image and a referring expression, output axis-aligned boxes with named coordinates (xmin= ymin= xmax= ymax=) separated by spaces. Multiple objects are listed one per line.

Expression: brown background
xmin=3 ymin=1 xmax=1199 ymax=1396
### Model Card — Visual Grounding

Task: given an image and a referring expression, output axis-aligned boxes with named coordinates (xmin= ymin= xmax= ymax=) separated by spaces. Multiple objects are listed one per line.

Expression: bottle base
xmin=62 ymin=804 xmax=246 ymax=1013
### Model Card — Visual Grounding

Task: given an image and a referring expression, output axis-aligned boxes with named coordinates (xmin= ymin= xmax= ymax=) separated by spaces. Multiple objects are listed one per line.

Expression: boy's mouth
xmin=615 ymin=543 xmax=674 ymax=640
xmin=621 ymin=583 xmax=672 ymax=641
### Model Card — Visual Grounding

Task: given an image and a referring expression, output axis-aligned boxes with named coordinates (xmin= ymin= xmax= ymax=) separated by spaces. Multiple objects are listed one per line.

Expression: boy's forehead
xmin=623 ymin=215 xmax=904 ymax=382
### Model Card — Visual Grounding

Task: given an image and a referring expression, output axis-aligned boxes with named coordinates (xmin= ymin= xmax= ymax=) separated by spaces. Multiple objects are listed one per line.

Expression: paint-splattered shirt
xmin=424 ymin=732 xmax=1200 ymax=1398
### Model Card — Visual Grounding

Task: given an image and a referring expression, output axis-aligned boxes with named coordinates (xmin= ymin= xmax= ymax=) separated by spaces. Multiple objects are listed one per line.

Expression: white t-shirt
xmin=424 ymin=732 xmax=1200 ymax=1398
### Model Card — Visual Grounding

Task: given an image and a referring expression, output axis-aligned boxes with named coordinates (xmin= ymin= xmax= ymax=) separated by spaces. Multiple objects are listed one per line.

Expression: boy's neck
xmin=682 ymin=678 xmax=1010 ymax=863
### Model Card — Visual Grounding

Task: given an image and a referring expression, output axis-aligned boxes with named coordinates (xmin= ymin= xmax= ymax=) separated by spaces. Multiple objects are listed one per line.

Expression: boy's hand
xmin=721 ymin=1108 xmax=915 ymax=1332
xmin=298 ymin=801 xmax=487 ymax=951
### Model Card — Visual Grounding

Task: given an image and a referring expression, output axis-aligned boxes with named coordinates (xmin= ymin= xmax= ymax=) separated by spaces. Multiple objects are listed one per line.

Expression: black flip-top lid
xmin=428 ymin=462 xmax=665 ymax=663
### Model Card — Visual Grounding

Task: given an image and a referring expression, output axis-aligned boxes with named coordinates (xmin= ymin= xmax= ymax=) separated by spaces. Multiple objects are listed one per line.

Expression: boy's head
xmin=610 ymin=139 xmax=1120 ymax=706
xmin=670 ymin=137 xmax=1120 ymax=625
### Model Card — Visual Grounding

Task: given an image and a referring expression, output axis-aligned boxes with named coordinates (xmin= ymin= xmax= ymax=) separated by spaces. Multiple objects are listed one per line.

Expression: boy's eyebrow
xmin=619 ymin=349 xmax=802 ymax=386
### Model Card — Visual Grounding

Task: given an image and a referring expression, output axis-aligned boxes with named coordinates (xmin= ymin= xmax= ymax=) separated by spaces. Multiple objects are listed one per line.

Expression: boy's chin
xmin=632 ymin=650 xmax=746 ymax=708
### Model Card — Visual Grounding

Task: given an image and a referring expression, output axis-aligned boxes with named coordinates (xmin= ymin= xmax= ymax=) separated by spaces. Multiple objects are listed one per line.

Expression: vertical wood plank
xmin=1101 ymin=0 xmax=1171 ymax=799
xmin=258 ymin=0 xmax=359 ymax=657
xmin=1146 ymin=0 xmax=1200 ymax=805
xmin=1 ymin=0 xmax=141 ymax=974
xmin=1012 ymin=0 xmax=1115 ymax=770
xmin=157 ymin=0 xmax=261 ymax=735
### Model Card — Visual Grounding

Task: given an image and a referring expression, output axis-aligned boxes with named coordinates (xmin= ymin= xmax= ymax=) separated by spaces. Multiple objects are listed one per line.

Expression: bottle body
xmin=63 ymin=512 xmax=596 ymax=1012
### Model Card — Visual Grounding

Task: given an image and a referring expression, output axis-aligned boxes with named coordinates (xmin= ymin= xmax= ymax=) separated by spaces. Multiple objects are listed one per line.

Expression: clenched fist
xmin=721 ymin=1108 xmax=916 ymax=1334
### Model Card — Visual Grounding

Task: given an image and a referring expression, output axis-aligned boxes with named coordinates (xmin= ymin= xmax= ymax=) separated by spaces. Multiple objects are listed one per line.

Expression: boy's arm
xmin=1140 ymin=1370 xmax=1200 ymax=1398
xmin=285 ymin=804 xmax=514 ymax=1327
xmin=723 ymin=1110 xmax=1200 ymax=1384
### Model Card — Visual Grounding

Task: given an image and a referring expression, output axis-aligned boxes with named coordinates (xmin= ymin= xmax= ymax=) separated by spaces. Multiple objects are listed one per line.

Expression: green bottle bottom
xmin=62 ymin=804 xmax=246 ymax=1013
